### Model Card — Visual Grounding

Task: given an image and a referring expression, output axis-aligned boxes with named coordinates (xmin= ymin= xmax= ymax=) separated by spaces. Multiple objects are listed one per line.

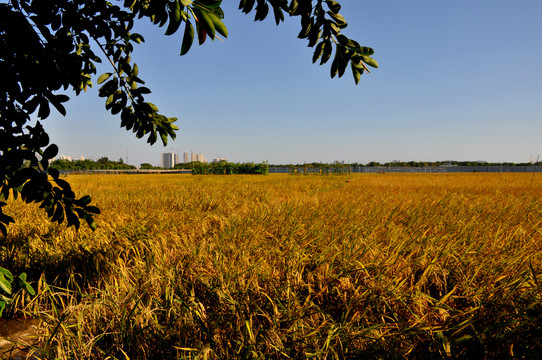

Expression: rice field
xmin=1 ymin=173 xmax=542 ymax=359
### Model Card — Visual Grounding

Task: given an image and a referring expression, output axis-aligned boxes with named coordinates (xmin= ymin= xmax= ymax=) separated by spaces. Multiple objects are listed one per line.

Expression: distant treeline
xmin=270 ymin=161 xmax=542 ymax=168
xmin=192 ymin=162 xmax=269 ymax=175
xmin=268 ymin=161 xmax=542 ymax=175
xmin=50 ymin=157 xmax=135 ymax=170
xmin=50 ymin=158 xmax=541 ymax=172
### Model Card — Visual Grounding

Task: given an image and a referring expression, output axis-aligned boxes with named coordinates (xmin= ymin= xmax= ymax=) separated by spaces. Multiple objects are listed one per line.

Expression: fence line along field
xmin=1 ymin=173 xmax=541 ymax=358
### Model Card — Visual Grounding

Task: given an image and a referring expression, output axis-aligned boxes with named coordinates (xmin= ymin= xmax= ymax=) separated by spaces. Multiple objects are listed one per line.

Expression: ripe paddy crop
xmin=1 ymin=173 xmax=542 ymax=358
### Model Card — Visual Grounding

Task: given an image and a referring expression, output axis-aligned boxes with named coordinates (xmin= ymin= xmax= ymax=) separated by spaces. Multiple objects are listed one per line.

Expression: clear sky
xmin=45 ymin=0 xmax=542 ymax=166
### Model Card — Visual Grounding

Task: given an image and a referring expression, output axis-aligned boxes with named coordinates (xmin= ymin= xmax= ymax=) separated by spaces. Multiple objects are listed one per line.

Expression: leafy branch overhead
xmin=155 ymin=0 xmax=377 ymax=83
xmin=0 ymin=0 xmax=376 ymax=235
xmin=241 ymin=0 xmax=378 ymax=83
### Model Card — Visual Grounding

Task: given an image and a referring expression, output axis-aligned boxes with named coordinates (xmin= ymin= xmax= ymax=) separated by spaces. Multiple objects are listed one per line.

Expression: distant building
xmin=212 ymin=158 xmax=228 ymax=163
xmin=190 ymin=152 xmax=207 ymax=163
xmin=55 ymin=155 xmax=85 ymax=162
xmin=161 ymin=152 xmax=178 ymax=168
xmin=183 ymin=152 xmax=190 ymax=163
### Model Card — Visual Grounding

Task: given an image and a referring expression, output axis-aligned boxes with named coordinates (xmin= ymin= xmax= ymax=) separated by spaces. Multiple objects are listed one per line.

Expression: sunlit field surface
xmin=3 ymin=173 xmax=542 ymax=358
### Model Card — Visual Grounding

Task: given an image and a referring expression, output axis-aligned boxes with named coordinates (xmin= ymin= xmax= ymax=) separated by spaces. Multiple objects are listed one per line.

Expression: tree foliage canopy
xmin=0 ymin=0 xmax=376 ymax=235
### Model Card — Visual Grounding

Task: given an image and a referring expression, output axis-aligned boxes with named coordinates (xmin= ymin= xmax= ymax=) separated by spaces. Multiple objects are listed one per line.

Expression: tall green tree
xmin=0 ymin=0 xmax=377 ymax=235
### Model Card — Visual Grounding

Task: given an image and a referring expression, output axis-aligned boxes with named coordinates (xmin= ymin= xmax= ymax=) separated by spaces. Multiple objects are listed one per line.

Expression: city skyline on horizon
xmin=54 ymin=150 xmax=541 ymax=168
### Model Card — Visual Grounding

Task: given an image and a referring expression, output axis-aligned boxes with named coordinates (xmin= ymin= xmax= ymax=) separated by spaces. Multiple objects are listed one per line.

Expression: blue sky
xmin=45 ymin=0 xmax=542 ymax=166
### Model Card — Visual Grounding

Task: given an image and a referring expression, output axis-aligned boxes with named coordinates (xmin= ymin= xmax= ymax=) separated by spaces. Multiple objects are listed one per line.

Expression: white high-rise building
xmin=188 ymin=152 xmax=207 ymax=163
xmin=161 ymin=152 xmax=178 ymax=168
xmin=183 ymin=152 xmax=190 ymax=163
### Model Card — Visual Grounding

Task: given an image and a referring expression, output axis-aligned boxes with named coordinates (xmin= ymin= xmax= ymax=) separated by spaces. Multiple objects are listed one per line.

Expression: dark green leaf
xmin=147 ymin=102 xmax=159 ymax=112
xmin=336 ymin=34 xmax=348 ymax=45
xmin=320 ymin=39 xmax=332 ymax=65
xmin=55 ymin=178 xmax=72 ymax=191
xmin=241 ymin=0 xmax=256 ymax=14
xmin=99 ymin=79 xmax=118 ymax=97
xmin=42 ymin=144 xmax=59 ymax=160
xmin=17 ymin=273 xmax=36 ymax=296
xmin=298 ymin=17 xmax=312 ymax=39
xmin=79 ymin=195 xmax=92 ymax=205
xmin=48 ymin=168 xmax=59 ymax=179
xmin=307 ymin=27 xmax=321 ymax=47
xmin=111 ymin=103 xmax=123 ymax=115
xmin=194 ymin=8 xmax=215 ymax=39
xmin=105 ymin=93 xmax=115 ymax=109
xmin=325 ymin=0 xmax=341 ymax=14
xmin=289 ymin=0 xmax=299 ymax=15
xmin=181 ymin=21 xmax=195 ymax=54
xmin=208 ymin=12 xmax=228 ymax=38
xmin=9 ymin=168 xmax=33 ymax=189
xmin=330 ymin=55 xmax=338 ymax=78
xmin=351 ymin=61 xmax=362 ymax=84
xmin=40 ymin=158 xmax=49 ymax=171
xmin=85 ymin=206 xmax=101 ymax=214
xmin=97 ymin=73 xmax=112 ymax=84
xmin=35 ymin=129 xmax=50 ymax=148
xmin=51 ymin=100 xmax=66 ymax=116
xmin=137 ymin=87 xmax=151 ymax=94
xmin=0 ymin=268 xmax=13 ymax=283
xmin=55 ymin=95 xmax=70 ymax=103
xmin=23 ymin=96 xmax=41 ymax=113
xmin=329 ymin=21 xmax=340 ymax=34
xmin=67 ymin=212 xmax=81 ymax=229
xmin=130 ymin=33 xmax=145 ymax=43
xmin=312 ymin=41 xmax=325 ymax=63
xmin=337 ymin=58 xmax=347 ymax=78
xmin=327 ymin=11 xmax=346 ymax=26
xmin=0 ymin=273 xmax=11 ymax=295
xmin=272 ymin=2 xmax=285 ymax=25
xmin=254 ymin=2 xmax=269 ymax=21
xmin=85 ymin=215 xmax=97 ymax=231
xmin=51 ymin=204 xmax=65 ymax=223
xmin=361 ymin=55 xmax=379 ymax=68
xmin=355 ymin=46 xmax=374 ymax=56
xmin=165 ymin=0 xmax=182 ymax=35
xmin=38 ymin=100 xmax=50 ymax=119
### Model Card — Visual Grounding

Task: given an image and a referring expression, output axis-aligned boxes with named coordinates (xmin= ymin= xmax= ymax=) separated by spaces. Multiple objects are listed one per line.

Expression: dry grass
xmin=1 ymin=173 xmax=542 ymax=359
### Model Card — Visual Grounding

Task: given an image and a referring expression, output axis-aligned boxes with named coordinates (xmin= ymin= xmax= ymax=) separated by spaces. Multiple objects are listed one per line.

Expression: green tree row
xmin=273 ymin=161 xmax=542 ymax=168
xmin=50 ymin=157 xmax=136 ymax=171
xmin=192 ymin=162 xmax=269 ymax=175
xmin=357 ymin=161 xmax=542 ymax=167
